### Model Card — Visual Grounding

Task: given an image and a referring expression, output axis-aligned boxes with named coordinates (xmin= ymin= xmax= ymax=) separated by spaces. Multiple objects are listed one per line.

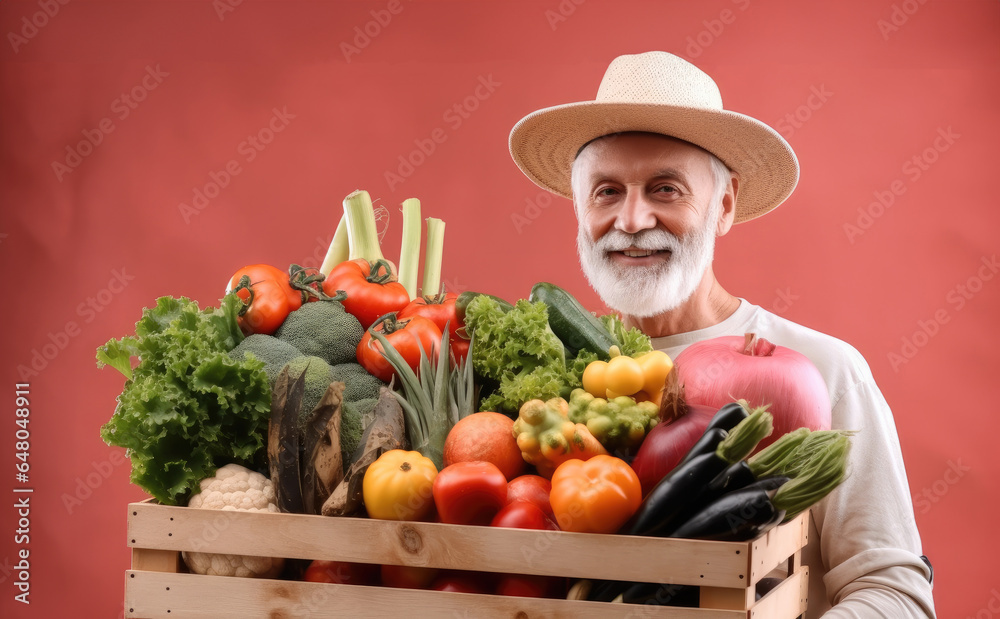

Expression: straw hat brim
xmin=509 ymin=101 xmax=799 ymax=223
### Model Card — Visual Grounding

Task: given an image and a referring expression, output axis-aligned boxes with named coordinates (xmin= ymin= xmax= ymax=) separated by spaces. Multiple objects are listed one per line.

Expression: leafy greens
xmin=98 ymin=294 xmax=271 ymax=505
xmin=465 ymin=296 xmax=587 ymax=415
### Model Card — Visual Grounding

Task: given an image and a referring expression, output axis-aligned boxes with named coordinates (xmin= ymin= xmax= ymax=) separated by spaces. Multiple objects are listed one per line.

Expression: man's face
xmin=572 ymin=132 xmax=727 ymax=318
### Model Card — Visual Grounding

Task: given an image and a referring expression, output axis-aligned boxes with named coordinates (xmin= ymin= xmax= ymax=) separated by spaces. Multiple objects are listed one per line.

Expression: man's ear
xmin=716 ymin=175 xmax=739 ymax=236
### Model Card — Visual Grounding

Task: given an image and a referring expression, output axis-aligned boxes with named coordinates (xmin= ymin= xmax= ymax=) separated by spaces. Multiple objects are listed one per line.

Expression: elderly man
xmin=509 ymin=52 xmax=935 ymax=617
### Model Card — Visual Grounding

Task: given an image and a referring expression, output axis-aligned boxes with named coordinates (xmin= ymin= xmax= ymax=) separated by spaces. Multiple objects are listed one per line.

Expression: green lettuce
xmin=97 ymin=294 xmax=271 ymax=505
xmin=601 ymin=313 xmax=653 ymax=357
xmin=465 ymin=296 xmax=582 ymax=415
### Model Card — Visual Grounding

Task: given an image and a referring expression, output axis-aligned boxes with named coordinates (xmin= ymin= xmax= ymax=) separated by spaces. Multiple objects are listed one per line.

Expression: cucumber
xmin=529 ymin=282 xmax=617 ymax=360
xmin=455 ymin=291 xmax=514 ymax=323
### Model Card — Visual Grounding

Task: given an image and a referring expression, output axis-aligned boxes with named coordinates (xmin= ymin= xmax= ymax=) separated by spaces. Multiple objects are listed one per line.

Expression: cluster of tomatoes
xmin=226 ymin=260 xmax=469 ymax=382
xmin=302 ymin=412 xmax=564 ymax=597
xmin=300 ymin=410 xmax=646 ymax=596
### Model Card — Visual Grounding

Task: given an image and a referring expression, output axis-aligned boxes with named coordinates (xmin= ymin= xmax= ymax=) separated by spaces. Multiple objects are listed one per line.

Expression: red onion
xmin=630 ymin=370 xmax=715 ymax=497
xmin=675 ymin=333 xmax=831 ymax=453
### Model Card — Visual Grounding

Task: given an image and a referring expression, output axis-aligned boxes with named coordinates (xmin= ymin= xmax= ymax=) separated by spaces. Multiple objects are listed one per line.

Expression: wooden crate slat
xmin=124 ymin=502 xmax=810 ymax=617
xmin=748 ymin=514 xmax=810 ymax=585
xmin=127 ymin=502 xmax=811 ymax=589
xmin=124 ymin=570 xmax=753 ymax=619
xmin=749 ymin=567 xmax=809 ymax=619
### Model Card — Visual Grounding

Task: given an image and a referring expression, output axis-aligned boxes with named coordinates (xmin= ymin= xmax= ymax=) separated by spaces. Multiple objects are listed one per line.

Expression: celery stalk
xmin=397 ymin=198 xmax=422 ymax=300
xmin=319 ymin=215 xmax=349 ymax=276
xmin=343 ymin=190 xmax=386 ymax=265
xmin=421 ymin=217 xmax=445 ymax=296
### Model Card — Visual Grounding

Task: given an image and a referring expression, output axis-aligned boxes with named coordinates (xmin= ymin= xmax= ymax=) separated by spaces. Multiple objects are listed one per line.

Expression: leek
xmin=319 ymin=215 xmax=349 ymax=276
xmin=397 ymin=198 xmax=422 ymax=300
xmin=343 ymin=189 xmax=387 ymax=266
xmin=421 ymin=217 xmax=445 ymax=296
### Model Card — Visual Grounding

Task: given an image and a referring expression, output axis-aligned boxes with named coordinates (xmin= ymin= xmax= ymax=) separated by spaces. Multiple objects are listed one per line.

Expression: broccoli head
xmin=229 ymin=334 xmax=302 ymax=385
xmin=340 ymin=397 xmax=378 ymax=463
xmin=274 ymin=301 xmax=363 ymax=366
xmin=329 ymin=362 xmax=385 ymax=402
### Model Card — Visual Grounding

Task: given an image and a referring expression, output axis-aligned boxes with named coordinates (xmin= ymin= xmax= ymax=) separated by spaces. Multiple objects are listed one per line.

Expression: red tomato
xmin=397 ymin=292 xmax=460 ymax=332
xmin=444 ymin=412 xmax=525 ymax=481
xmin=302 ymin=560 xmax=379 ymax=585
xmin=430 ymin=570 xmax=493 ymax=594
xmin=432 ymin=461 xmax=508 ymax=525
xmin=495 ymin=573 xmax=561 ymax=598
xmin=490 ymin=500 xmax=558 ymax=531
xmin=506 ymin=475 xmax=554 ymax=520
xmin=357 ymin=314 xmax=443 ymax=383
xmin=398 ymin=292 xmax=470 ymax=365
xmin=323 ymin=259 xmax=410 ymax=329
xmin=450 ymin=335 xmax=470 ymax=365
xmin=380 ymin=564 xmax=440 ymax=589
xmin=226 ymin=264 xmax=301 ymax=335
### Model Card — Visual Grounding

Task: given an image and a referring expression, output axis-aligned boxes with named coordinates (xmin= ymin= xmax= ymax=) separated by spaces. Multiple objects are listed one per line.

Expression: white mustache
xmin=594 ymin=229 xmax=680 ymax=253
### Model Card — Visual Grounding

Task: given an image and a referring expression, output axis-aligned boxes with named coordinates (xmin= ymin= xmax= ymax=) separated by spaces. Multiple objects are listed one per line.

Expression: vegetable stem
xmin=370 ymin=328 xmax=453 ymax=470
xmin=343 ymin=190 xmax=386 ymax=265
xmin=747 ymin=427 xmax=810 ymax=478
xmin=772 ymin=433 xmax=851 ymax=520
xmin=716 ymin=406 xmax=773 ymax=463
xmin=319 ymin=215 xmax=349 ymax=276
xmin=421 ymin=217 xmax=445 ymax=296
xmin=398 ymin=198 xmax=422 ymax=300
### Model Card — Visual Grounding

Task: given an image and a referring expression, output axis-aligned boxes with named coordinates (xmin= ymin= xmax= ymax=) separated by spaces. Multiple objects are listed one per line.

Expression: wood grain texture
xmin=125 ymin=502 xmax=810 ymax=617
xmin=750 ymin=567 xmax=809 ymax=619
xmin=124 ymin=570 xmax=755 ymax=619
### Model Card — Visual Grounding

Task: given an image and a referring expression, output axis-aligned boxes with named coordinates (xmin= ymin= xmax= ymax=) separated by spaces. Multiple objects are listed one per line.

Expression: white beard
xmin=576 ymin=214 xmax=718 ymax=318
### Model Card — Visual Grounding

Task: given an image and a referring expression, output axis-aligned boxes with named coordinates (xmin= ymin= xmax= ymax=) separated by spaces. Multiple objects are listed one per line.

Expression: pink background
xmin=1 ymin=1 xmax=997 ymax=617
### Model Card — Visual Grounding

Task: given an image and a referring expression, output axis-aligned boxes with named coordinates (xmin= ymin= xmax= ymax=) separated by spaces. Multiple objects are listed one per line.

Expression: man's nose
xmin=615 ymin=190 xmax=657 ymax=234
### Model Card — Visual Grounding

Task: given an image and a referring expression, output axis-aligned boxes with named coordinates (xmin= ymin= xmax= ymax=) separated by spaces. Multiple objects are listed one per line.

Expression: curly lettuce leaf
xmin=98 ymin=294 xmax=269 ymax=505
xmin=466 ymin=296 xmax=577 ymax=415
xmin=601 ymin=313 xmax=653 ymax=357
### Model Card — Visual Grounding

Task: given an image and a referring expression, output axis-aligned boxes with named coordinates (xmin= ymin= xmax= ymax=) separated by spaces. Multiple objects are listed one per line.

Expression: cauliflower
xmin=181 ymin=464 xmax=285 ymax=578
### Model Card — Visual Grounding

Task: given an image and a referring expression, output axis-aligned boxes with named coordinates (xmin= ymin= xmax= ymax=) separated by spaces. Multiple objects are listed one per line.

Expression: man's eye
xmin=596 ymin=187 xmax=618 ymax=197
xmin=654 ymin=185 xmax=677 ymax=193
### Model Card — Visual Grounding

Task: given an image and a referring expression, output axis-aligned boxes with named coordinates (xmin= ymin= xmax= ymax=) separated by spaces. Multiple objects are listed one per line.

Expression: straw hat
xmin=509 ymin=51 xmax=799 ymax=223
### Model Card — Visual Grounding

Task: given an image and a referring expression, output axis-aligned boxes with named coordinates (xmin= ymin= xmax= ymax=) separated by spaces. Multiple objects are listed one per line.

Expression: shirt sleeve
xmin=814 ymin=379 xmax=935 ymax=617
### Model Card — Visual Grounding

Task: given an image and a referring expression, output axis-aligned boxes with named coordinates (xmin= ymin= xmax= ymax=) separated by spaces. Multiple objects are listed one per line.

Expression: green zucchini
xmin=528 ymin=282 xmax=617 ymax=360
xmin=455 ymin=291 xmax=514 ymax=323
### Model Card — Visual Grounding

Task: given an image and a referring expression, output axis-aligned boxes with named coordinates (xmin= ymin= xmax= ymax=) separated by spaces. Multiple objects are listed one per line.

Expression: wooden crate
xmin=124 ymin=499 xmax=809 ymax=618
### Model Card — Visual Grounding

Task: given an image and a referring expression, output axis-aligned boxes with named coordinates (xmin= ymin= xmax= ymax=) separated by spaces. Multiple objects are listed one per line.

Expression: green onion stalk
xmin=717 ymin=407 xmax=774 ymax=463
xmin=772 ymin=432 xmax=851 ymax=521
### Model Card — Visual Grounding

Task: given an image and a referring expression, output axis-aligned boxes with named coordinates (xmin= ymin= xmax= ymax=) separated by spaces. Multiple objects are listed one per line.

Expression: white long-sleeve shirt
xmin=650 ymin=299 xmax=935 ymax=617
